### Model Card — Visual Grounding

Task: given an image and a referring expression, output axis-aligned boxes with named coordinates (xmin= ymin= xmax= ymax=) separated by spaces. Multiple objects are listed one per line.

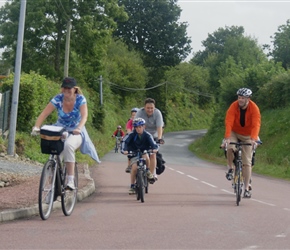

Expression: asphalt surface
xmin=2 ymin=130 xmax=290 ymax=249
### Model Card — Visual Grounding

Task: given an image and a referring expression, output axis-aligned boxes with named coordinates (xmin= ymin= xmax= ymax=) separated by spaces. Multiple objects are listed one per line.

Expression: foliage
xmin=114 ymin=0 xmax=192 ymax=68
xmin=191 ymin=26 xmax=267 ymax=99
xmin=268 ymin=19 xmax=290 ymax=70
xmin=163 ymin=62 xmax=213 ymax=108
xmin=1 ymin=72 xmax=58 ymax=132
xmin=0 ymin=0 xmax=127 ymax=80
xmin=256 ymin=71 xmax=290 ymax=110
xmin=102 ymin=39 xmax=147 ymax=100
xmin=218 ymin=59 xmax=285 ymax=110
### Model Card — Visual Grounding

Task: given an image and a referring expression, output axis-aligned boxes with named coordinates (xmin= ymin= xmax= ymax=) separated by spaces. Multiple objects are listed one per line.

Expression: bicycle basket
xmin=40 ymin=125 xmax=65 ymax=155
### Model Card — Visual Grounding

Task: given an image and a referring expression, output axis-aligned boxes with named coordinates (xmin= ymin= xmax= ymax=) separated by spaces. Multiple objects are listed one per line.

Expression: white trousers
xmin=60 ymin=134 xmax=82 ymax=163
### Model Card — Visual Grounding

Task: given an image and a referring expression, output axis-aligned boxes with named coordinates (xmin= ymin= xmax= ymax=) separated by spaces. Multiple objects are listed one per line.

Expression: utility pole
xmin=7 ymin=0 xmax=27 ymax=156
xmin=64 ymin=20 xmax=72 ymax=77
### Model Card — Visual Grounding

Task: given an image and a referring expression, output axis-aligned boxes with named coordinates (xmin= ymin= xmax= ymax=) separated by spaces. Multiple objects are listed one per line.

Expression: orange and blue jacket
xmin=225 ymin=100 xmax=261 ymax=140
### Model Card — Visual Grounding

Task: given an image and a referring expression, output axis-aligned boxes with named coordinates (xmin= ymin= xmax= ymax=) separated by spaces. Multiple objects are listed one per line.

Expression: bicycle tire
xmin=138 ymin=171 xmax=145 ymax=203
xmin=236 ymin=168 xmax=241 ymax=206
xmin=38 ymin=160 xmax=56 ymax=220
xmin=144 ymin=172 xmax=148 ymax=194
xmin=136 ymin=172 xmax=140 ymax=201
xmin=61 ymin=163 xmax=78 ymax=216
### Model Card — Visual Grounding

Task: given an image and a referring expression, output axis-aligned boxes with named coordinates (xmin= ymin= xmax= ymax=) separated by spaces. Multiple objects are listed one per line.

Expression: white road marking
xmin=174 ymin=144 xmax=188 ymax=147
xmin=275 ymin=233 xmax=286 ymax=238
xmin=170 ymin=167 xmax=281 ymax=209
xmin=251 ymin=198 xmax=276 ymax=207
xmin=187 ymin=175 xmax=198 ymax=180
xmin=221 ymin=189 xmax=234 ymax=194
xmin=283 ymin=208 xmax=290 ymax=211
xmin=201 ymin=181 xmax=217 ymax=188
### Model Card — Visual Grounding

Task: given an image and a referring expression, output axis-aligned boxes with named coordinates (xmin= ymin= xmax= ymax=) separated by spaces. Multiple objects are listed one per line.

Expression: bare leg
xmin=130 ymin=164 xmax=137 ymax=185
xmin=149 ymin=154 xmax=156 ymax=174
xmin=226 ymin=149 xmax=235 ymax=169
xmin=242 ymin=165 xmax=251 ymax=191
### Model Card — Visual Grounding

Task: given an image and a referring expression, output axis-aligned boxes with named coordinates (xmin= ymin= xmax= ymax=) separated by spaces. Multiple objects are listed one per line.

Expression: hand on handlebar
xmin=31 ymin=126 xmax=40 ymax=136
xmin=220 ymin=138 xmax=229 ymax=149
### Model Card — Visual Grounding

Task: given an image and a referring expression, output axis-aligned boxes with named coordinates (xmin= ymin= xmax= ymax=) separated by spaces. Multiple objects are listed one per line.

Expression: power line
xmin=103 ymin=78 xmax=213 ymax=97
xmin=106 ymin=80 xmax=166 ymax=91
xmin=53 ymin=0 xmax=70 ymax=21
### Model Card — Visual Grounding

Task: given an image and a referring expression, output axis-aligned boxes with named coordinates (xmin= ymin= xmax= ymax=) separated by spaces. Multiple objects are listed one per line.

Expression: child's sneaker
xmin=129 ymin=184 xmax=136 ymax=195
xmin=146 ymin=169 xmax=155 ymax=184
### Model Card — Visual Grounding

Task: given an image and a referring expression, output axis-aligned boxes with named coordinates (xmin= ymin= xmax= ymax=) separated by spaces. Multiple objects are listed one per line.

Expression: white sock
xmin=68 ymin=175 xmax=74 ymax=182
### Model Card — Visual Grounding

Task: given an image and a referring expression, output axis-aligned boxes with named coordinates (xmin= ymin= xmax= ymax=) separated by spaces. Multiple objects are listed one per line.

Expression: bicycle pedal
xmin=149 ymin=179 xmax=155 ymax=184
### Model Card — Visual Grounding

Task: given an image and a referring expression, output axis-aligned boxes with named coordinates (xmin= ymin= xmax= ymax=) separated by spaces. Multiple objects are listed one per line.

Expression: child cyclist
xmin=121 ymin=118 xmax=159 ymax=195
xmin=112 ymin=125 xmax=125 ymax=138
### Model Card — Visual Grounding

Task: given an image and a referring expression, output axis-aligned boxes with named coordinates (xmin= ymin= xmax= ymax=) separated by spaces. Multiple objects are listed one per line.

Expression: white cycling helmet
xmin=237 ymin=88 xmax=252 ymax=97
xmin=133 ymin=118 xmax=145 ymax=127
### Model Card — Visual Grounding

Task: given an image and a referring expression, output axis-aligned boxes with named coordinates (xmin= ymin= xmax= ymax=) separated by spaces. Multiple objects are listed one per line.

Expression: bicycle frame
xmin=229 ymin=141 xmax=252 ymax=206
xmin=115 ymin=136 xmax=122 ymax=153
xmin=128 ymin=150 xmax=149 ymax=203
xmin=38 ymin=130 xmax=78 ymax=220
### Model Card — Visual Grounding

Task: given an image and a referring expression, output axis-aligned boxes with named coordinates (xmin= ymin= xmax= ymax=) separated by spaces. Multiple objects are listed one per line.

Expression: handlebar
xmin=31 ymin=126 xmax=73 ymax=141
xmin=121 ymin=149 xmax=155 ymax=157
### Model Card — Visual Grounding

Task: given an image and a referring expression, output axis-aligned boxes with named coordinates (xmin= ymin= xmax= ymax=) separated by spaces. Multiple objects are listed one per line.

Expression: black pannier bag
xmin=40 ymin=125 xmax=66 ymax=155
xmin=156 ymin=151 xmax=166 ymax=175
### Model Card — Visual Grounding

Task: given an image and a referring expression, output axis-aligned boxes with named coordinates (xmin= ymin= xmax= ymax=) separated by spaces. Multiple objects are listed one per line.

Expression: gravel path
xmin=0 ymin=159 xmax=42 ymax=176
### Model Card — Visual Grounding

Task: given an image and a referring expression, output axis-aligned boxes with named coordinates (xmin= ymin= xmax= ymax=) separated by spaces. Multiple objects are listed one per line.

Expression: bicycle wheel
xmin=61 ymin=163 xmax=78 ymax=216
xmin=115 ymin=142 xmax=118 ymax=153
xmin=236 ymin=169 xmax=241 ymax=206
xmin=38 ymin=160 xmax=56 ymax=220
xmin=144 ymin=172 xmax=148 ymax=194
xmin=137 ymin=171 xmax=145 ymax=203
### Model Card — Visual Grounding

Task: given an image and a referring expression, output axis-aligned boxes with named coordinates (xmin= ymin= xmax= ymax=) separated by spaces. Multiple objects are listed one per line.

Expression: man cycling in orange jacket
xmin=222 ymin=88 xmax=261 ymax=198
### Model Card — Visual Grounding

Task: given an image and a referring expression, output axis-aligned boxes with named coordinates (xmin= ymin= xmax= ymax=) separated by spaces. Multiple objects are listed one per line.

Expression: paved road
xmin=1 ymin=130 xmax=290 ymax=249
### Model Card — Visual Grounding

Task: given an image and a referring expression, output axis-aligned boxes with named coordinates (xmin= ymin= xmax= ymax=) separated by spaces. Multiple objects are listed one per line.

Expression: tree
xmin=269 ymin=19 xmax=290 ymax=70
xmin=191 ymin=26 xmax=267 ymax=98
xmin=163 ymin=62 xmax=212 ymax=108
xmin=114 ymin=0 xmax=191 ymax=68
xmin=0 ymin=0 xmax=127 ymax=81
xmin=102 ymin=39 xmax=147 ymax=101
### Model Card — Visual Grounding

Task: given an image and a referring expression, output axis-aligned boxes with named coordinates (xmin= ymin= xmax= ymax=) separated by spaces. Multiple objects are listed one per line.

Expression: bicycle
xmin=114 ymin=136 xmax=122 ymax=153
xmin=33 ymin=125 xmax=78 ymax=220
xmin=127 ymin=149 xmax=150 ymax=203
xmin=227 ymin=141 xmax=252 ymax=206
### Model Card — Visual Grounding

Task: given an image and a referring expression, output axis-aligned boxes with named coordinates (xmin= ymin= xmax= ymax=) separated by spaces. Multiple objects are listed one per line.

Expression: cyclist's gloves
xmin=31 ymin=126 xmax=40 ymax=136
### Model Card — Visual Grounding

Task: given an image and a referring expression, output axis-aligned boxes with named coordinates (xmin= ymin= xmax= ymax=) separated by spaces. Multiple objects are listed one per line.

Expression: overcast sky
xmin=177 ymin=0 xmax=290 ymax=60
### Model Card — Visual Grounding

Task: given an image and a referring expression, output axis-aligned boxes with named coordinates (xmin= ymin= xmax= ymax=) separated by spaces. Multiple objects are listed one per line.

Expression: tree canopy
xmin=269 ymin=19 xmax=290 ymax=70
xmin=114 ymin=0 xmax=192 ymax=68
xmin=0 ymin=0 xmax=127 ymax=81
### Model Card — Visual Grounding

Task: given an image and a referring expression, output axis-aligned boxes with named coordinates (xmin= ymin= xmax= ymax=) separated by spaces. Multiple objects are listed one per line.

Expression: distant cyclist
xmin=121 ymin=118 xmax=159 ymax=194
xmin=221 ymin=88 xmax=261 ymax=198
xmin=112 ymin=125 xmax=125 ymax=138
